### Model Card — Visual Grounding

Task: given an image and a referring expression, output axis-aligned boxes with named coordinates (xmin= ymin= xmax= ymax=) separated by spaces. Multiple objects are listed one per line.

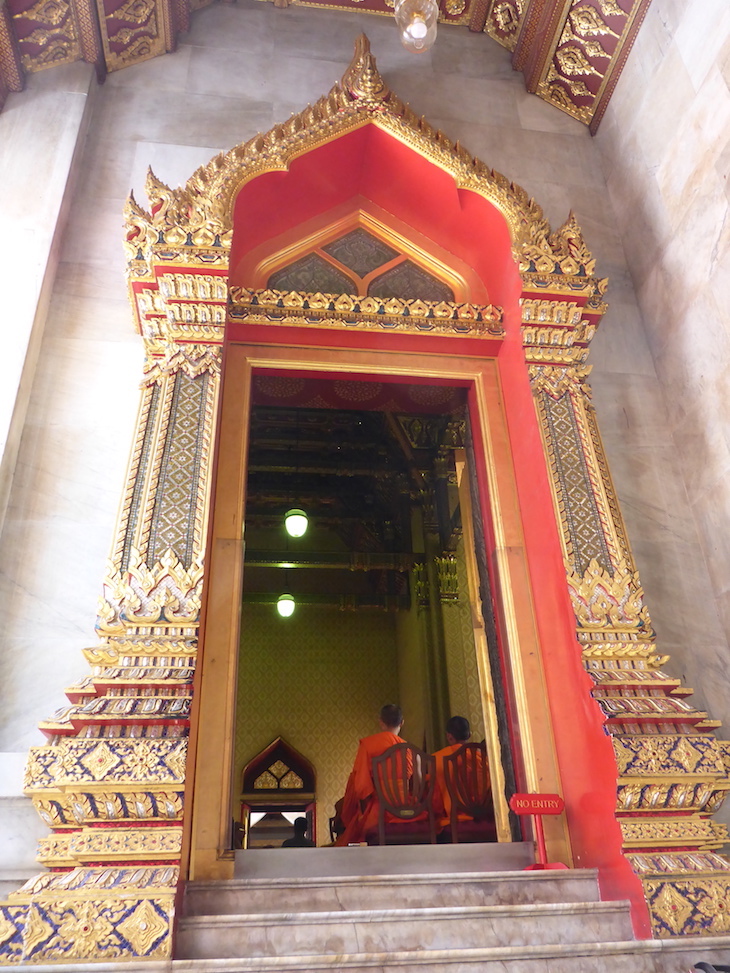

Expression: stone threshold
xmin=189 ymin=867 xmax=598 ymax=890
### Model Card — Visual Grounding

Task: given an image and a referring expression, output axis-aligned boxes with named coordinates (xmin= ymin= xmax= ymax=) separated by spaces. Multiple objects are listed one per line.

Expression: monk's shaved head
xmin=446 ymin=716 xmax=470 ymax=742
xmin=379 ymin=704 xmax=403 ymax=729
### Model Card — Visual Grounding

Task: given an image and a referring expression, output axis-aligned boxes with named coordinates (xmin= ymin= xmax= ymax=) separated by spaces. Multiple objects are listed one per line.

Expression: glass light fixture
xmin=394 ymin=0 xmax=438 ymax=53
xmin=277 ymin=593 xmax=296 ymax=617
xmin=284 ymin=508 xmax=308 ymax=538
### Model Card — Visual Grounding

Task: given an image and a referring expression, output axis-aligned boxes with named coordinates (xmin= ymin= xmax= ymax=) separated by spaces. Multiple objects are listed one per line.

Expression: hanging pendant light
xmin=284 ymin=508 xmax=308 ymax=538
xmin=277 ymin=593 xmax=296 ymax=617
xmin=395 ymin=0 xmax=438 ymax=53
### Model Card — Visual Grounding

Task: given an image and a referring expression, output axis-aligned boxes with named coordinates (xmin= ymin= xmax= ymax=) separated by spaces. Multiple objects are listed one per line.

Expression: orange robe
xmin=336 ymin=730 xmax=405 ymax=846
xmin=433 ymin=743 xmax=491 ymax=828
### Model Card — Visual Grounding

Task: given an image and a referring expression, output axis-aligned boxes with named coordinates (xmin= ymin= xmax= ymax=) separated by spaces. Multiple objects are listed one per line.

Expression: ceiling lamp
xmin=284 ymin=508 xmax=308 ymax=538
xmin=394 ymin=0 xmax=438 ymax=53
xmin=277 ymin=593 xmax=296 ymax=618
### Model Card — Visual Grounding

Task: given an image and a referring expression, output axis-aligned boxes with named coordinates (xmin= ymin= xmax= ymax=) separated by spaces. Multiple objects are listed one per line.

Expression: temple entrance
xmin=186 ymin=51 xmax=579 ymax=882
xmin=190 ymin=323 xmax=572 ymax=880
xmin=233 ymin=374 xmax=515 ymax=847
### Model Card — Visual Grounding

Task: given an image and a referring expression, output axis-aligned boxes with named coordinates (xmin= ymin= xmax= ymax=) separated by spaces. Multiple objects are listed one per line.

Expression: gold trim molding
xmin=228 ymin=286 xmax=504 ymax=339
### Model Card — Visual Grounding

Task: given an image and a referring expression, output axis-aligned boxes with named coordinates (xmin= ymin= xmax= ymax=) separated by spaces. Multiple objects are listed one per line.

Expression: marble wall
xmin=0 ymin=0 xmax=728 ymax=841
xmin=0 ymin=63 xmax=95 ymax=534
xmin=593 ymin=0 xmax=730 ymax=732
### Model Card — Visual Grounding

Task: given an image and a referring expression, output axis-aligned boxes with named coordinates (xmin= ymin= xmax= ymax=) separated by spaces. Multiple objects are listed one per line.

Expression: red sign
xmin=509 ymin=793 xmax=564 ymax=815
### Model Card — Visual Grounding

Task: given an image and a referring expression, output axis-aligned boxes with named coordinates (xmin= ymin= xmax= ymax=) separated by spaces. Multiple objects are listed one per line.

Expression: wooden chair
xmin=369 ymin=742 xmax=437 ymax=845
xmin=442 ymin=741 xmax=496 ymax=843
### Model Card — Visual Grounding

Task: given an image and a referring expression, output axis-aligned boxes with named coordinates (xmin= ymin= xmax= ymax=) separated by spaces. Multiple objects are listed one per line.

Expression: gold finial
xmin=341 ymin=34 xmax=387 ymax=103
xmin=549 ymin=210 xmax=596 ymax=275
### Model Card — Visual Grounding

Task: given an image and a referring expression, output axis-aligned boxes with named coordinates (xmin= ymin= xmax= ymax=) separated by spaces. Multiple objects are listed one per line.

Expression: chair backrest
xmin=371 ymin=742 xmax=436 ymax=843
xmin=442 ymin=741 xmax=492 ymax=825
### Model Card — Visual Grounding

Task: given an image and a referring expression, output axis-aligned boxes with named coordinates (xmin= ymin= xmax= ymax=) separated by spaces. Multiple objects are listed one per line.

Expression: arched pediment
xmin=124 ymin=35 xmax=598 ymax=284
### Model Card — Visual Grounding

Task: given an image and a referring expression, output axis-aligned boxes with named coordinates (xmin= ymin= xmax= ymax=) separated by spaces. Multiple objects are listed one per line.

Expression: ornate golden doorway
xmin=9 ymin=37 xmax=728 ymax=967
xmin=189 ymin=341 xmax=568 ymax=880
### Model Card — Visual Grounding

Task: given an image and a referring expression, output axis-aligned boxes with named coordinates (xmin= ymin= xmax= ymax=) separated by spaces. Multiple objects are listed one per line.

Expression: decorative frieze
xmin=229 ymin=286 xmax=504 ymax=340
xmin=37 ymin=827 xmax=183 ymax=866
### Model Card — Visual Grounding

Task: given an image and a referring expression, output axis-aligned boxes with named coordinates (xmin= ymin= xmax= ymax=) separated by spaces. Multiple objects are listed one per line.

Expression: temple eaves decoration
xmin=1 ymin=0 xmax=650 ymax=132
xmin=0 ymin=31 xmax=729 ymax=967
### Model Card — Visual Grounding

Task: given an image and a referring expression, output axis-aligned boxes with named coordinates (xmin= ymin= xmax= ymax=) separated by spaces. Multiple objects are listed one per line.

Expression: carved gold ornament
xmin=556 ymin=43 xmax=601 ymax=77
xmin=99 ymin=548 xmax=204 ymax=633
xmin=123 ymin=34 xmax=599 ymax=296
xmin=229 ymin=286 xmax=504 ymax=340
xmin=567 ymin=558 xmax=652 ymax=631
xmin=569 ymin=6 xmax=620 ymax=39
xmin=620 ymin=817 xmax=728 ymax=850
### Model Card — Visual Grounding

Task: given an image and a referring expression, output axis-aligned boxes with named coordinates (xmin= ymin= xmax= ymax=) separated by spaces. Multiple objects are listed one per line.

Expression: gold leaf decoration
xmin=570 ymin=5 xmax=620 ymax=38
xmin=556 ymin=44 xmax=601 ymax=77
xmin=0 ymin=915 xmax=18 ymax=948
xmin=567 ymin=557 xmax=653 ymax=631
xmin=116 ymin=899 xmax=168 ymax=954
xmin=594 ymin=0 xmax=626 ymax=18
xmin=651 ymin=883 xmax=695 ymax=935
xmin=79 ymin=742 xmax=120 ymax=781
xmin=57 ymin=901 xmax=115 ymax=958
xmin=21 ymin=906 xmax=55 ymax=957
xmin=14 ymin=0 xmax=69 ymax=26
xmin=105 ymin=0 xmax=155 ymax=26
xmin=548 ymin=211 xmax=596 ymax=276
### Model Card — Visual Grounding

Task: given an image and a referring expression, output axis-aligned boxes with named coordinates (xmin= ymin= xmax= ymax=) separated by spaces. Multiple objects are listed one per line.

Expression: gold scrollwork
xmin=613 ymin=735 xmax=727 ymax=779
xmin=569 ymin=6 xmax=620 ymax=40
xmin=99 ymin=548 xmax=204 ymax=633
xmin=620 ymin=816 xmax=728 ymax=850
xmin=567 ymin=557 xmax=652 ymax=632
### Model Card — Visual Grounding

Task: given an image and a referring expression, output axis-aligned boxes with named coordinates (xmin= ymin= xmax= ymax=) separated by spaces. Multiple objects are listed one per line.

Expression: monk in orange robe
xmin=432 ymin=715 xmax=490 ymax=828
xmin=335 ymin=704 xmax=406 ymax=846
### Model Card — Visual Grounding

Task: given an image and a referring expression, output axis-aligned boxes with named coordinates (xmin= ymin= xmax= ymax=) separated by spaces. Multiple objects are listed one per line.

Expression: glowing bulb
xmin=277 ymin=594 xmax=296 ymax=617
xmin=284 ymin=508 xmax=308 ymax=538
xmin=394 ymin=0 xmax=438 ymax=53
xmin=406 ymin=14 xmax=427 ymax=38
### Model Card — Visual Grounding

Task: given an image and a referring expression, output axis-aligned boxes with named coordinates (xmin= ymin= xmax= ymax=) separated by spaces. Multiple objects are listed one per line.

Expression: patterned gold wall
xmin=442 ymin=540 xmax=485 ymax=741
xmin=234 ymin=605 xmax=400 ymax=843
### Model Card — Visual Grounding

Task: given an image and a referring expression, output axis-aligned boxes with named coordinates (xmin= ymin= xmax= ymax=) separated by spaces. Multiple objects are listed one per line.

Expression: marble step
xmin=169 ymin=937 xmax=730 ymax=973
xmin=184 ymin=869 xmax=601 ymax=916
xmin=234 ymin=843 xmax=534 ymax=879
xmin=8 ymin=936 xmax=730 ymax=972
xmin=175 ymin=900 xmax=634 ymax=960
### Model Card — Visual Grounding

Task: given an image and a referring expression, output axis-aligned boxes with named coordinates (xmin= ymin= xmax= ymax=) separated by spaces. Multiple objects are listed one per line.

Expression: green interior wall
xmin=442 ymin=540 xmax=486 ymax=740
xmin=395 ymin=594 xmax=428 ymax=750
xmin=234 ymin=604 xmax=399 ymax=843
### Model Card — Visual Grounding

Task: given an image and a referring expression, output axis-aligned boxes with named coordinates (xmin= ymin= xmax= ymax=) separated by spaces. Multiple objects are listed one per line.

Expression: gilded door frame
xmin=187 ymin=340 xmax=570 ymax=880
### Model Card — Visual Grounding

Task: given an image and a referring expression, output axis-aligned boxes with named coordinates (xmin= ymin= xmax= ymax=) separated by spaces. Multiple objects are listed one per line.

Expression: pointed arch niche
xmin=8 ymin=36 xmax=730 ymax=968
